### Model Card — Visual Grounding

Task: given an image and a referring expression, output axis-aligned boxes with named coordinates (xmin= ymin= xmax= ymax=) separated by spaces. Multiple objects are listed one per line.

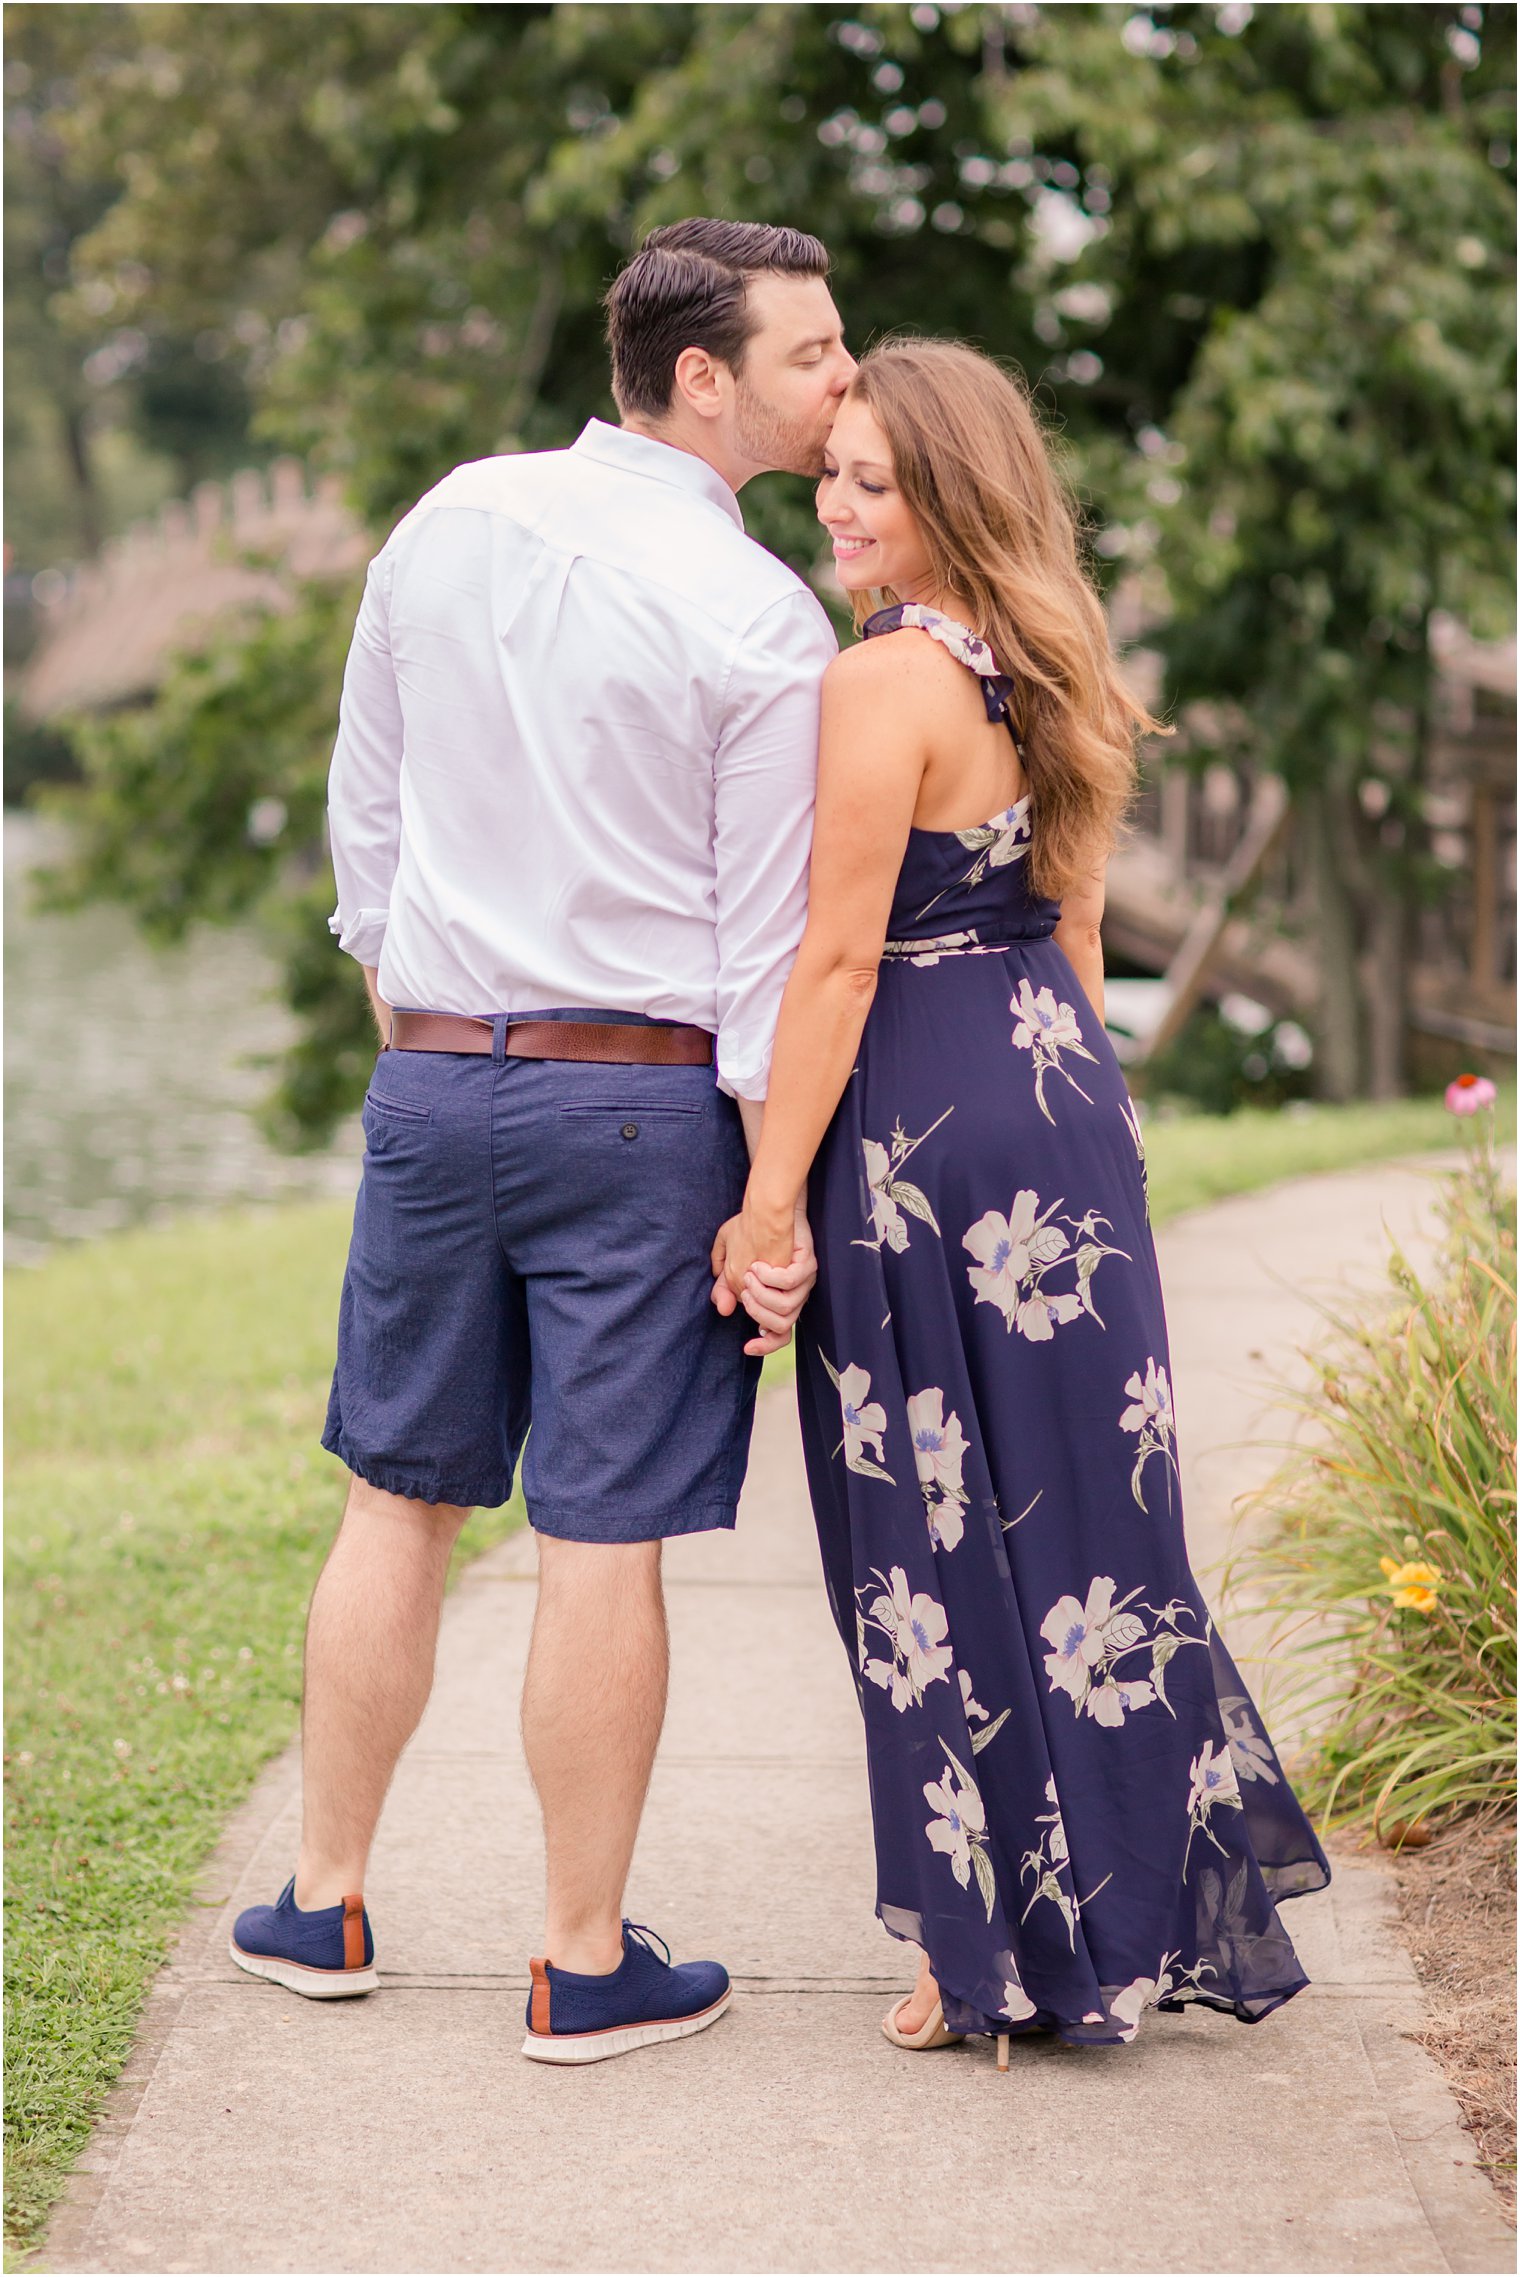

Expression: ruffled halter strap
xmin=862 ymin=603 xmax=1022 ymax=746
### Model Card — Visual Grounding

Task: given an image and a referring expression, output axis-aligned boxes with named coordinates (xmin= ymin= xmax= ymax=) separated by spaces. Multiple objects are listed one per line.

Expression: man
xmin=229 ymin=220 xmax=854 ymax=2064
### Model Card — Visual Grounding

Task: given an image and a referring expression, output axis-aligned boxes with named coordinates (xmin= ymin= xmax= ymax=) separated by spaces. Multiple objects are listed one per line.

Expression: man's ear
xmin=671 ymin=343 xmax=730 ymax=425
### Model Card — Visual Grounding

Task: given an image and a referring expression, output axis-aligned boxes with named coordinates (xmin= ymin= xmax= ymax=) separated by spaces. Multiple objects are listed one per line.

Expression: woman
xmin=716 ymin=339 xmax=1328 ymax=2062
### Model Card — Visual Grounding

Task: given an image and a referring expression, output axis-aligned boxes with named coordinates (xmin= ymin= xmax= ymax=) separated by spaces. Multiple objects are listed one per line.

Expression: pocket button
xmin=621 ymin=1123 xmax=639 ymax=1140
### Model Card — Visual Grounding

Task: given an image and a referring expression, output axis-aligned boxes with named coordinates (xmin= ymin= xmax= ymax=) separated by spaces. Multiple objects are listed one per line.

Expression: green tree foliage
xmin=37 ymin=573 xmax=374 ymax=1145
xmin=22 ymin=2 xmax=1515 ymax=1135
xmin=1005 ymin=4 xmax=1516 ymax=1096
xmin=40 ymin=4 xmax=1070 ymax=544
xmin=5 ymin=6 xmax=126 ymax=562
xmin=4 ymin=9 xmax=263 ymax=566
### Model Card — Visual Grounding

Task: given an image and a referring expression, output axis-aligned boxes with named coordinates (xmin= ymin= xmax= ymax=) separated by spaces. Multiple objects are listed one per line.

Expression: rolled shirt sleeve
xmin=711 ymin=587 xmax=838 ymax=1101
xmin=327 ymin=546 xmax=403 ymax=967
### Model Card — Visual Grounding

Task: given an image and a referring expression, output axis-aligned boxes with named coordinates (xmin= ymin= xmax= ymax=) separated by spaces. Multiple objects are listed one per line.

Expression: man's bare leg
xmin=520 ymin=1536 xmax=669 ymax=1974
xmin=294 ymin=1476 xmax=469 ymax=1909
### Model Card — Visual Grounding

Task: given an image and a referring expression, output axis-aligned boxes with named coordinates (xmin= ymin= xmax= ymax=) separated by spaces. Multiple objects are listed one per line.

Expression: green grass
xmin=1141 ymin=1090 xmax=1513 ymax=1226
xmin=3 ymin=1083 xmax=1511 ymax=2258
xmin=3 ymin=1206 xmax=522 ymax=2262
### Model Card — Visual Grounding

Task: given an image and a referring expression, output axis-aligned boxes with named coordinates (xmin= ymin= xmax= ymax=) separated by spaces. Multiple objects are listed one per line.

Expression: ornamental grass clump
xmin=1231 ymin=1097 xmax=1515 ymax=1841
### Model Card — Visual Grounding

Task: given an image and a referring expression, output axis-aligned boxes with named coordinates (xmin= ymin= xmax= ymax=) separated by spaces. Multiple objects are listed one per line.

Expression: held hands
xmin=710 ymin=1197 xmax=817 ymax=1357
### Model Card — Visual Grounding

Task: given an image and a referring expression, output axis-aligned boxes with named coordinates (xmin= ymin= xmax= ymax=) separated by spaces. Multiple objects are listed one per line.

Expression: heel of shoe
xmin=522 ymin=1988 xmax=731 ymax=2065
xmin=997 ymin=2032 xmax=1010 ymax=2071
xmin=229 ymin=1938 xmax=378 ymax=1999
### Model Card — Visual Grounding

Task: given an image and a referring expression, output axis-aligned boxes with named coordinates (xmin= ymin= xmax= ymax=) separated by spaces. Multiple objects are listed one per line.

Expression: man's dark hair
xmin=605 ymin=218 xmax=830 ymax=419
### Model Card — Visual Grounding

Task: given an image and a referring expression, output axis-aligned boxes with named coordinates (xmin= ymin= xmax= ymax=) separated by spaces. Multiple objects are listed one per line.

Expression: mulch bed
xmin=1370 ymin=1819 xmax=1517 ymax=2218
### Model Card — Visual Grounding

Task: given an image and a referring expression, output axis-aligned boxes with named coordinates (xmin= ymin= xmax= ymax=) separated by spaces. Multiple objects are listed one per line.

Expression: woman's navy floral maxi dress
xmin=797 ymin=605 xmax=1328 ymax=2048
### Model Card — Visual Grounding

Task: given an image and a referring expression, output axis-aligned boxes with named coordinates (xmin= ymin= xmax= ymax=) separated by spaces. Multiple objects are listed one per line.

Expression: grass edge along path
xmin=4 ymin=1085 xmax=1510 ymax=2261
xmin=3 ymin=1207 xmax=525 ymax=2266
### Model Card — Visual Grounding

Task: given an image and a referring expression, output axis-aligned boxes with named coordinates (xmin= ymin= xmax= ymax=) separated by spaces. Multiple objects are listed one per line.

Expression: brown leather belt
xmin=387 ymin=1010 xmax=713 ymax=1066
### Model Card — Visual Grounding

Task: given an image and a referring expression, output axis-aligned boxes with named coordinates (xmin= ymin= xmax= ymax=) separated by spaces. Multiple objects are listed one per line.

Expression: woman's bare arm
xmin=1051 ymin=864 xmax=1107 ymax=1026
xmin=712 ymin=639 xmax=930 ymax=1290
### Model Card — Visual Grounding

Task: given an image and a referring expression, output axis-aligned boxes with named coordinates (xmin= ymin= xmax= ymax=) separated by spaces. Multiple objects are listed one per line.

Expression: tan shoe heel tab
xmin=528 ymin=1957 xmax=551 ymax=2036
xmin=342 ymin=1895 xmax=366 ymax=1971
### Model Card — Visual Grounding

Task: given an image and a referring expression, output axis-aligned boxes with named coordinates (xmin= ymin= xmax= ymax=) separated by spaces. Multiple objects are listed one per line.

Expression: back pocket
xmin=365 ymin=1090 xmax=433 ymax=1123
xmin=558 ymin=1101 xmax=702 ymax=1118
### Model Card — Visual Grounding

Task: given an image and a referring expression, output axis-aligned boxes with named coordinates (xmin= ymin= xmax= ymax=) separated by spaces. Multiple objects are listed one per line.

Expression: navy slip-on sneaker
xmin=522 ymin=1921 xmax=730 ymax=2065
xmin=229 ymin=1877 xmax=377 ymax=1999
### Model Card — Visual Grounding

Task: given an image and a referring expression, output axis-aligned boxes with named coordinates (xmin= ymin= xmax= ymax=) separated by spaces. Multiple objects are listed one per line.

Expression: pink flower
xmin=1445 ymin=1072 xmax=1497 ymax=1116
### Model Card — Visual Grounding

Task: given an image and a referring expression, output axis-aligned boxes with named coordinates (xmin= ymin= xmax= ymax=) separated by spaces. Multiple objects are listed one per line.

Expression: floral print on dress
xmin=1185 ymin=1739 xmax=1245 ymax=1871
xmin=955 ymin=1662 xmax=1012 ymax=1755
xmin=819 ymin=1355 xmax=894 ymax=1483
xmin=1109 ymin=1952 xmax=1216 ymax=2043
xmin=1020 ymin=1776 xmax=1111 ymax=1948
xmin=963 ymin=1191 xmax=1130 ymax=1340
xmin=796 ymin=600 xmax=1327 ymax=2051
xmin=887 ymin=601 xmax=1002 ymax=680
xmin=1219 ymin=1694 xmax=1281 ymax=1786
xmin=857 ymin=1565 xmax=953 ymax=1709
xmin=999 ymin=1960 xmax=1040 ymax=2025
xmin=1119 ymin=1094 xmax=1150 ymax=1216
xmin=856 ymin=1111 xmax=952 ymax=1254
xmin=1010 ymin=977 xmax=1098 ymax=1124
xmin=924 ymin=1739 xmax=997 ymax=1920
xmin=1119 ymin=1357 xmax=1179 ymax=1510
xmin=955 ymin=800 xmax=1032 ymax=877
xmin=906 ymin=1386 xmax=969 ymax=1550
xmin=915 ymin=800 xmax=1032 ymax=923
xmin=1039 ymin=1577 xmax=1210 ymax=1728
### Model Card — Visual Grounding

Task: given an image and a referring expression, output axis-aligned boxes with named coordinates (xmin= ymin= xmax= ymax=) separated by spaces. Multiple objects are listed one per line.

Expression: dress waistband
xmin=882 ymin=929 xmax=1050 ymax=962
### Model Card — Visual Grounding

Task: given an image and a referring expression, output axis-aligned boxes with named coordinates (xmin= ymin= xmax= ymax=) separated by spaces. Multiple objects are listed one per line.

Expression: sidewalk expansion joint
xmin=168 ymin=1970 xmax=1420 ymax=1997
xmin=463 ymin=1572 xmax=821 ymax=1590
xmin=392 ymin=1749 xmax=864 ymax=1766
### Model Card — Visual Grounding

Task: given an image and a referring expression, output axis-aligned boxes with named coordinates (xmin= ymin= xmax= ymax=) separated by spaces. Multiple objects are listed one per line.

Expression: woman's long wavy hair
xmin=846 ymin=337 xmax=1164 ymax=900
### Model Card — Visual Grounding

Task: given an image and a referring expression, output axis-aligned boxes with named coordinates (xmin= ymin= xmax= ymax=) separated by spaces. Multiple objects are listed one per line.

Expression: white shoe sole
xmin=229 ymin=1937 xmax=378 ymax=1999
xmin=521 ymin=1988 xmax=731 ymax=2064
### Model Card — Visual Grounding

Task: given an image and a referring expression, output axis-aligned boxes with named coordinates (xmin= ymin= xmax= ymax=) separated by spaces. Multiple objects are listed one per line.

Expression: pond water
xmin=4 ymin=813 xmax=362 ymax=1266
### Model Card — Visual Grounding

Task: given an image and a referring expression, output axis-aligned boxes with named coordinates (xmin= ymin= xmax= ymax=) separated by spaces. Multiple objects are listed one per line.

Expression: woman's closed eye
xmin=819 ymin=465 xmax=887 ymax=496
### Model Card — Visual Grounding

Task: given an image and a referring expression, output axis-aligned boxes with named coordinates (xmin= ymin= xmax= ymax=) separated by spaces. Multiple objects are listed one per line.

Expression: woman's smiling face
xmin=815 ymin=393 xmax=935 ymax=600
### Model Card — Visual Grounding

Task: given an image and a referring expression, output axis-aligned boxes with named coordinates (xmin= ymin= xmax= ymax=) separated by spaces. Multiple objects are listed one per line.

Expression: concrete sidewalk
xmin=40 ymin=1161 xmax=1513 ymax=2275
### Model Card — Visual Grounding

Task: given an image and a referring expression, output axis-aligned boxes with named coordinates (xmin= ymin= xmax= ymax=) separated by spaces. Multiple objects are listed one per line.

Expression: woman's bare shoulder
xmin=823 ymin=626 xmax=965 ymax=706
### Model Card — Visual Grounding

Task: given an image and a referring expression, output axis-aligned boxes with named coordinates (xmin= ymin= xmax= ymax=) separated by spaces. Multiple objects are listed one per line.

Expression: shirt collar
xmin=570 ymin=418 xmax=745 ymax=530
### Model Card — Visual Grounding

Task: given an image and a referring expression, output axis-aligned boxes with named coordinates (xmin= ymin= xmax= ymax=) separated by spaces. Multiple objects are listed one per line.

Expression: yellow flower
xmin=1380 ymin=1559 xmax=1441 ymax=1613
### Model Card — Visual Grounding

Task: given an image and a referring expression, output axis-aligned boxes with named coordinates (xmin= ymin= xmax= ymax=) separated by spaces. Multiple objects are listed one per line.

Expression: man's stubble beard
xmin=732 ymin=372 xmax=833 ymax=480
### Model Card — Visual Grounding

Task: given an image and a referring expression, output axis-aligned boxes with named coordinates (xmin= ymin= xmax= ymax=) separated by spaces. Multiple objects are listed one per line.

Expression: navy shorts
xmin=322 ymin=1012 xmax=761 ymax=1543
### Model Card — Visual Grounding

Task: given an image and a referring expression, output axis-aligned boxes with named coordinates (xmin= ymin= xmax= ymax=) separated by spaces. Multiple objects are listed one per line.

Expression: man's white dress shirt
xmin=326 ymin=419 xmax=837 ymax=1099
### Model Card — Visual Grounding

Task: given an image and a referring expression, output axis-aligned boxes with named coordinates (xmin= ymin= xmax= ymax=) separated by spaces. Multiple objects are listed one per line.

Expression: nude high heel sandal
xmin=881 ymin=1995 xmax=965 ymax=2050
xmin=997 ymin=2032 xmax=1010 ymax=2071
